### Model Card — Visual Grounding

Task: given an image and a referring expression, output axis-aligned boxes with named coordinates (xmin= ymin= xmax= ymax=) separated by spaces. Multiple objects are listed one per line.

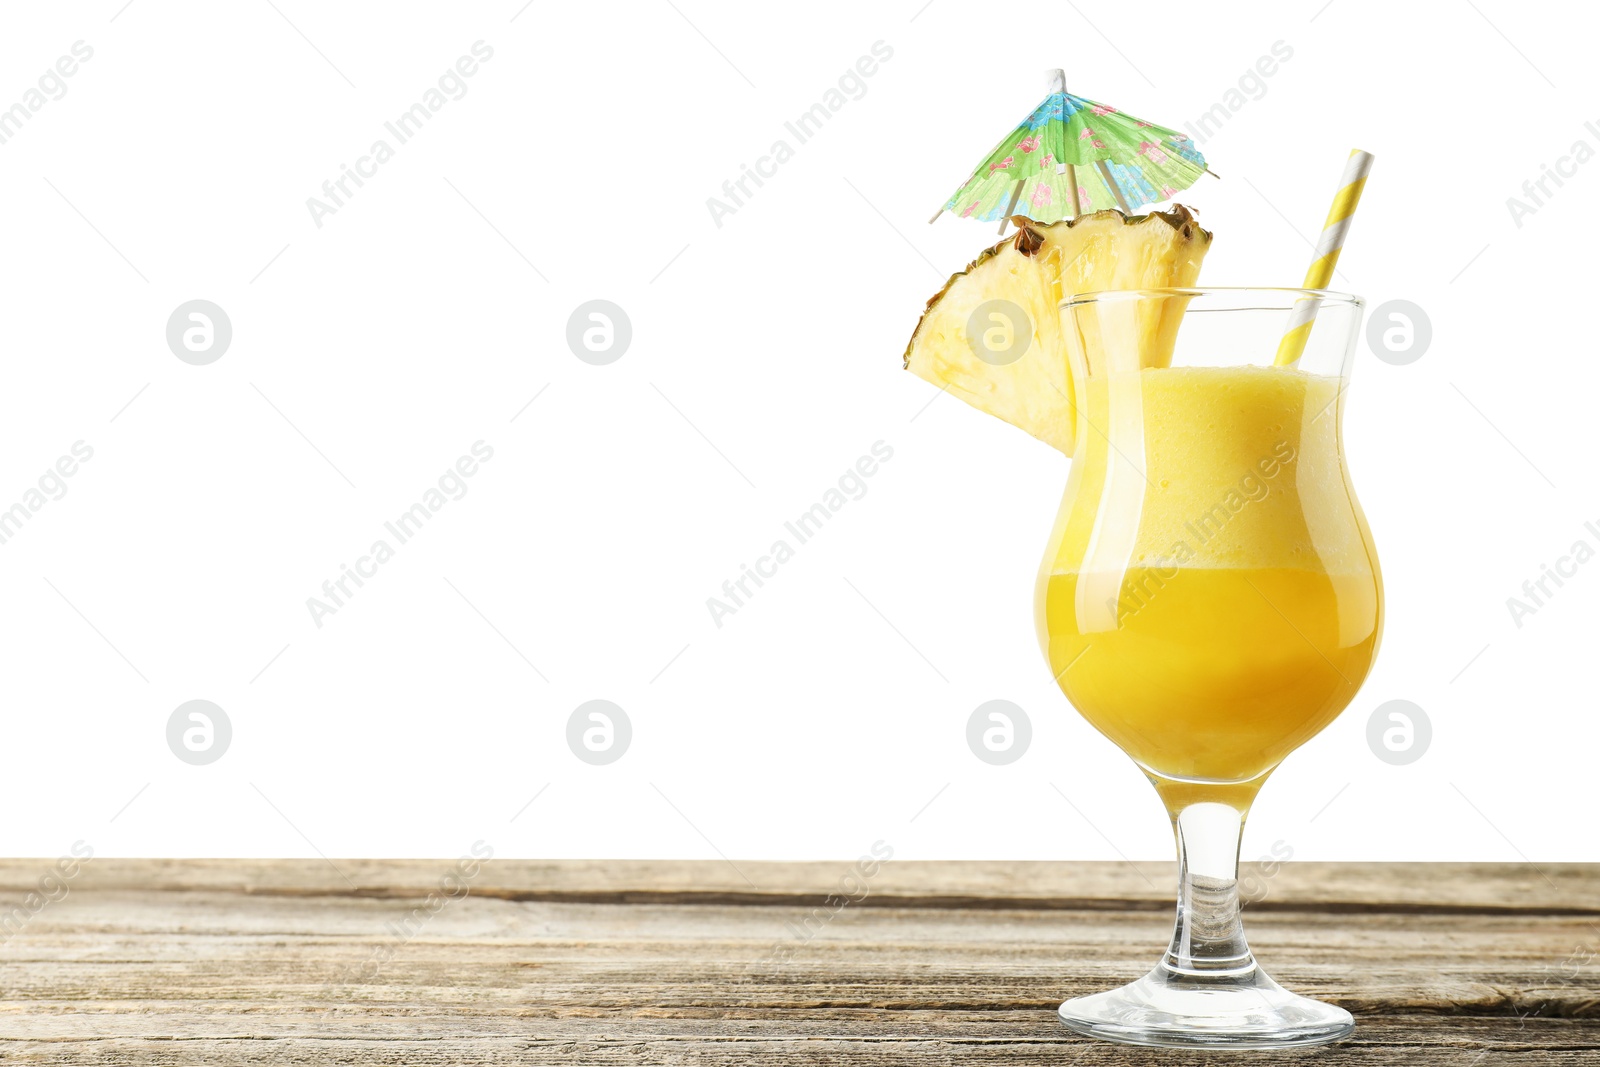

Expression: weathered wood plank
xmin=0 ymin=861 xmax=1594 ymax=1064
xmin=0 ymin=1021 xmax=1597 ymax=1067
xmin=4 ymin=859 xmax=1592 ymax=913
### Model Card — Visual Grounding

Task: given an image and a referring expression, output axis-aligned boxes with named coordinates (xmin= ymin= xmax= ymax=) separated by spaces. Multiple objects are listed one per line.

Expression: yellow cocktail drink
xmin=1038 ymin=365 xmax=1381 ymax=785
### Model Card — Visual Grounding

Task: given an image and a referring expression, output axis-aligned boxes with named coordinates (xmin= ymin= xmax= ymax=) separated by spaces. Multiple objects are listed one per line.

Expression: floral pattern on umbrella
xmin=937 ymin=75 xmax=1208 ymax=225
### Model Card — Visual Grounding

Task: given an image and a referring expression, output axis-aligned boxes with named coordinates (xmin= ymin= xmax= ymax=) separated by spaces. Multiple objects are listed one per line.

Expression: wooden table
xmin=0 ymin=859 xmax=1594 ymax=1063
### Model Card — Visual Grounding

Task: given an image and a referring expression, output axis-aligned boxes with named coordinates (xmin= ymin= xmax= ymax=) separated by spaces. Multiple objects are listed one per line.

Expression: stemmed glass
xmin=1039 ymin=288 xmax=1381 ymax=1048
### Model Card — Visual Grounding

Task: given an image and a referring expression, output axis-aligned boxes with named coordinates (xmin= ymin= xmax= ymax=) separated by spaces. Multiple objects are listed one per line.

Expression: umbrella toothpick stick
xmin=1094 ymin=160 xmax=1132 ymax=214
xmin=998 ymin=179 xmax=1026 ymax=235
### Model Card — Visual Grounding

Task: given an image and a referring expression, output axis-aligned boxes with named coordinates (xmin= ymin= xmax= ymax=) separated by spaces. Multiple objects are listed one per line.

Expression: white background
xmin=0 ymin=0 xmax=1590 ymax=865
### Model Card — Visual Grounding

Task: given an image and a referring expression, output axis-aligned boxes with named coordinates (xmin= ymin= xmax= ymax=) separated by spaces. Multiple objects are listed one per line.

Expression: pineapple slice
xmin=903 ymin=206 xmax=1212 ymax=455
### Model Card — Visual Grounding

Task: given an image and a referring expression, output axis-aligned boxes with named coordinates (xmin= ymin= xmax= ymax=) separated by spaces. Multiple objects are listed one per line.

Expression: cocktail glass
xmin=1041 ymin=288 xmax=1380 ymax=1048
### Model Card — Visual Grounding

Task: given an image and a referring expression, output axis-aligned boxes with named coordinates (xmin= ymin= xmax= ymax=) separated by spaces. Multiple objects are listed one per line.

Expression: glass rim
xmin=1060 ymin=286 xmax=1364 ymax=313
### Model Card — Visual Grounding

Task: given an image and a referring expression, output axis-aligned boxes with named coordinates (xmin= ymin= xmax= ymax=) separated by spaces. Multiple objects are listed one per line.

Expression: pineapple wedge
xmin=903 ymin=206 xmax=1212 ymax=455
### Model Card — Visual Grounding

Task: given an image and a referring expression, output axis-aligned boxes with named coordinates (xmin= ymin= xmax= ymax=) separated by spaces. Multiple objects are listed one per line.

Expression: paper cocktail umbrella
xmin=932 ymin=70 xmax=1213 ymax=233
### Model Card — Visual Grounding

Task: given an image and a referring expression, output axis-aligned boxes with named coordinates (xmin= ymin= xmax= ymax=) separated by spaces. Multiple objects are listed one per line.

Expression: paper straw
xmin=1274 ymin=149 xmax=1374 ymax=366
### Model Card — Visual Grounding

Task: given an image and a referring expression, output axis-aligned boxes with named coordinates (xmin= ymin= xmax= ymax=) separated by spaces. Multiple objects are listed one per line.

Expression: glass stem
xmin=1162 ymin=800 xmax=1256 ymax=978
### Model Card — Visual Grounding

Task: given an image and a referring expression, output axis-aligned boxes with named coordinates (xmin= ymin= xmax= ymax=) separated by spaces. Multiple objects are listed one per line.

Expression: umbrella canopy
xmin=933 ymin=70 xmax=1209 ymax=231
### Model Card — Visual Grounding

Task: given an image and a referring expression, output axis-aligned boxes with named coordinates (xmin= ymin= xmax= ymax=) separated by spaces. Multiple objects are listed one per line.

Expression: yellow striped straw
xmin=1274 ymin=149 xmax=1375 ymax=366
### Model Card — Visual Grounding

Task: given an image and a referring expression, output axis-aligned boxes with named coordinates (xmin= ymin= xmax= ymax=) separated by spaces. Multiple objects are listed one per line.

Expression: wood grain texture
xmin=0 ymin=859 xmax=1595 ymax=1064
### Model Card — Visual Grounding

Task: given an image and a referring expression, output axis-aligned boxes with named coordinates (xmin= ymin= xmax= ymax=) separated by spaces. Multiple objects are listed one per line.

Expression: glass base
xmin=1058 ymin=963 xmax=1353 ymax=1049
